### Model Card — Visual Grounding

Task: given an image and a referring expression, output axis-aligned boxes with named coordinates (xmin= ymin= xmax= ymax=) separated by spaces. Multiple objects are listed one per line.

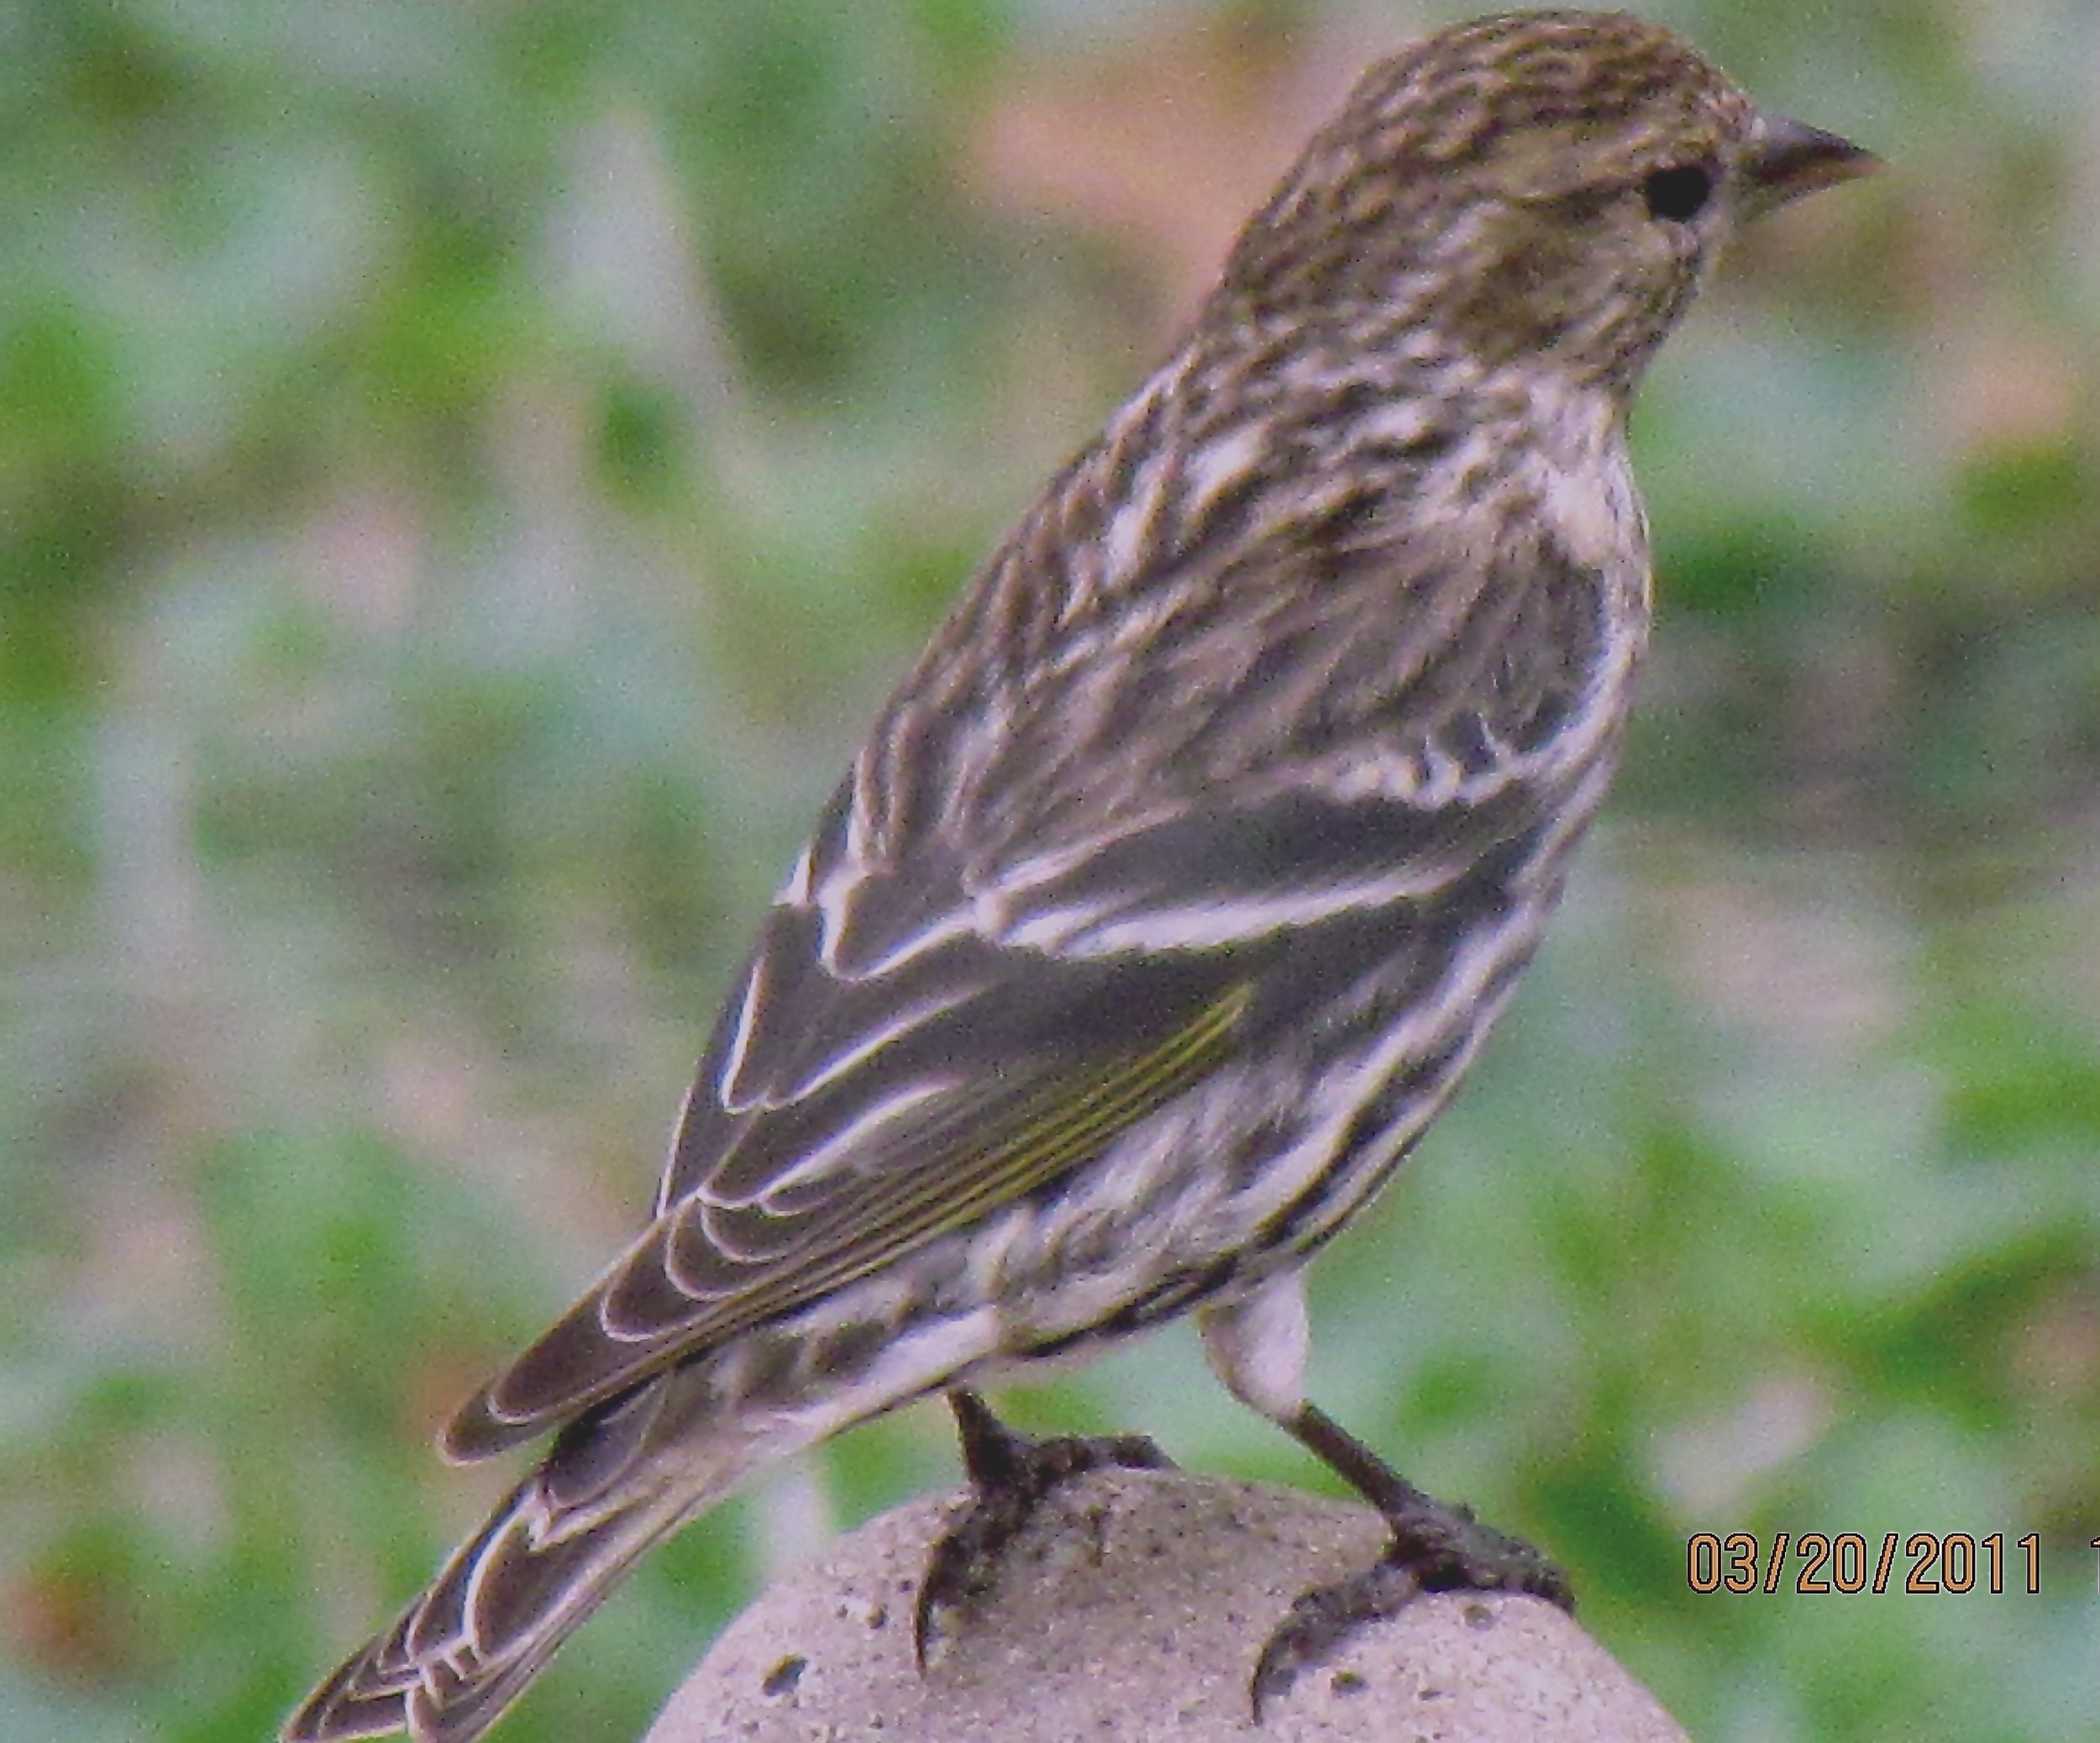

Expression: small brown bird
xmin=286 ymin=12 xmax=1873 ymax=1740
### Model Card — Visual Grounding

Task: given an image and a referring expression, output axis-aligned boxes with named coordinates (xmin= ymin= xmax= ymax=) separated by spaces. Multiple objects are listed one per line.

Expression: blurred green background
xmin=5 ymin=2 xmax=2097 ymax=1739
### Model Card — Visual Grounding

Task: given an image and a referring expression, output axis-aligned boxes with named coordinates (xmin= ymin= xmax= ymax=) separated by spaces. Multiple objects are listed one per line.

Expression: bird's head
xmin=1212 ymin=9 xmax=1875 ymax=394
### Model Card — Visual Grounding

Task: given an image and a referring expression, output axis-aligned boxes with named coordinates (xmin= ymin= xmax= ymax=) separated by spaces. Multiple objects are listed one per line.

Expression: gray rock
xmin=648 ymin=1467 xmax=1688 ymax=1741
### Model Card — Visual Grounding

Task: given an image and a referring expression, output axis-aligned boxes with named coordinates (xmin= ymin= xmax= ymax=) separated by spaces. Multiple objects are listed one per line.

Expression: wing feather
xmin=444 ymin=522 xmax=1611 ymax=1463
xmin=444 ymin=970 xmax=1253 ymax=1457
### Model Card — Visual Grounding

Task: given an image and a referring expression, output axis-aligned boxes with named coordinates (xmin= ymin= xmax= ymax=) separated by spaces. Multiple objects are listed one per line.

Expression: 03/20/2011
xmin=1686 ymin=1530 xmax=2042 ymax=1595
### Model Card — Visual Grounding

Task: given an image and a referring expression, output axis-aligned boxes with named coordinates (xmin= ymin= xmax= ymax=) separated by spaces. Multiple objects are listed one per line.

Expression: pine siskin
xmin=286 ymin=12 xmax=1874 ymax=1740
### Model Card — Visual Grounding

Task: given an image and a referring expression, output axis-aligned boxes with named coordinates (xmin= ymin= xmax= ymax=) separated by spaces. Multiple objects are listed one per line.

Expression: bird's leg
xmin=913 ymin=1388 xmax=1175 ymax=1664
xmin=1251 ymin=1401 xmax=1572 ymax=1715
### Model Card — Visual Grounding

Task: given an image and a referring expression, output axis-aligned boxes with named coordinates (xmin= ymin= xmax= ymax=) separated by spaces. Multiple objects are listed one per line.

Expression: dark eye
xmin=1641 ymin=163 xmax=1715 ymax=223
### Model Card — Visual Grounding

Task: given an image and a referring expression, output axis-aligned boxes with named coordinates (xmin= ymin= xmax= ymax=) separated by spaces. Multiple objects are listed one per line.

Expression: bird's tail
xmin=284 ymin=1383 xmax=779 ymax=1743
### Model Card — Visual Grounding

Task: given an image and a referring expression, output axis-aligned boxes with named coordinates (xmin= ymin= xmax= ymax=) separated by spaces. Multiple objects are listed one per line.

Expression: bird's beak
xmin=1740 ymin=112 xmax=1879 ymax=217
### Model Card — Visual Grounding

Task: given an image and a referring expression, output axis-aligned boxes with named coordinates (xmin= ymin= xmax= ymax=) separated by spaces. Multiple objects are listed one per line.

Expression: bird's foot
xmin=914 ymin=1389 xmax=1174 ymax=1666
xmin=1250 ymin=1487 xmax=1571 ymax=1717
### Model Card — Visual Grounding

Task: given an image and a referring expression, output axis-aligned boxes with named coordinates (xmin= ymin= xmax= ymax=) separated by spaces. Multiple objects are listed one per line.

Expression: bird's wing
xmin=444 ymin=507 xmax=1605 ymax=1462
xmin=441 ymin=750 xmax=1541 ymax=1461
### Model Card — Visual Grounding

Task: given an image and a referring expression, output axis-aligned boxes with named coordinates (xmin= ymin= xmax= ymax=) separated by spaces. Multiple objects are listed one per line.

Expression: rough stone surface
xmin=646 ymin=1468 xmax=1688 ymax=1741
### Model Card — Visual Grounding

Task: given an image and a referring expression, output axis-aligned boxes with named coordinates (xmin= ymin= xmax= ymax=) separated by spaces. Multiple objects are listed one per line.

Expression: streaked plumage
xmin=286 ymin=13 xmax=1873 ymax=1740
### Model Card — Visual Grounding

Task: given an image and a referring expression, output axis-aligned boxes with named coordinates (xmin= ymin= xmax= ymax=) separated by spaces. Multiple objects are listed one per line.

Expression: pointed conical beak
xmin=1741 ymin=112 xmax=1879 ymax=217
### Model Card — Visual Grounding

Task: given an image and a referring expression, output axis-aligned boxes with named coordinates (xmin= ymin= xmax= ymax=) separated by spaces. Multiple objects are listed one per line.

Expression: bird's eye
xmin=1641 ymin=163 xmax=1715 ymax=223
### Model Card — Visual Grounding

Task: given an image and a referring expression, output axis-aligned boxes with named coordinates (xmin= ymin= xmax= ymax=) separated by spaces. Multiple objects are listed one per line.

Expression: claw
xmin=1251 ymin=1402 xmax=1570 ymax=1719
xmin=1249 ymin=1494 xmax=1570 ymax=1716
xmin=914 ymin=1390 xmax=1174 ymax=1667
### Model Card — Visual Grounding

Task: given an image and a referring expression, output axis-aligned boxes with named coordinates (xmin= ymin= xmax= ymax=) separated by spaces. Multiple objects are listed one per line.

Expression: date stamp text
xmin=1685 ymin=1532 xmax=2045 ymax=1595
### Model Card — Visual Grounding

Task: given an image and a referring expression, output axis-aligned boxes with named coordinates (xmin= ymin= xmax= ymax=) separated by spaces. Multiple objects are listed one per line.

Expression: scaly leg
xmin=1251 ymin=1400 xmax=1570 ymax=1714
xmin=913 ymin=1389 xmax=1175 ymax=1663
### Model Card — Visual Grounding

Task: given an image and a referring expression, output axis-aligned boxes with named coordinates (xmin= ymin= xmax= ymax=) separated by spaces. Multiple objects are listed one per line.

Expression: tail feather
xmin=288 ymin=1298 xmax=997 ymax=1738
xmin=284 ymin=1382 xmax=748 ymax=1743
xmin=285 ymin=1473 xmax=693 ymax=1743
